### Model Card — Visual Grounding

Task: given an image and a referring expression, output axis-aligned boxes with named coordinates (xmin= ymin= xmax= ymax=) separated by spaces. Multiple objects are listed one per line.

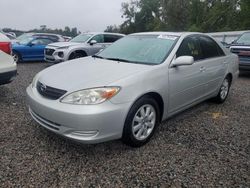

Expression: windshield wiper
xmin=105 ymin=57 xmax=131 ymax=63
xmin=92 ymin=55 xmax=104 ymax=59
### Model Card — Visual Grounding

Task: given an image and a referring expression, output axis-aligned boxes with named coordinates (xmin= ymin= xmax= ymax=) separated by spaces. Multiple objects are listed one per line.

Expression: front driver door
xmin=88 ymin=34 xmax=105 ymax=54
xmin=27 ymin=38 xmax=54 ymax=60
xmin=168 ymin=36 xmax=207 ymax=113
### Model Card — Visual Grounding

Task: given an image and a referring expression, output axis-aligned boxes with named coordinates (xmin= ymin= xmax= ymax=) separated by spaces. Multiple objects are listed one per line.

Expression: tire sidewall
xmin=12 ymin=51 xmax=20 ymax=63
xmin=217 ymin=77 xmax=231 ymax=103
xmin=70 ymin=52 xmax=86 ymax=60
xmin=122 ymin=97 xmax=160 ymax=147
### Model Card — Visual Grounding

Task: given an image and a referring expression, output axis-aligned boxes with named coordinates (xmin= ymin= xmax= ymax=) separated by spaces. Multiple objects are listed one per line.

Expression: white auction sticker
xmin=157 ymin=35 xmax=178 ymax=40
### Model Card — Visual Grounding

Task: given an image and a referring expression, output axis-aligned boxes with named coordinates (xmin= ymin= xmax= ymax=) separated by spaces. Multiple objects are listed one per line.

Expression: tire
xmin=69 ymin=51 xmax=87 ymax=60
xmin=12 ymin=51 xmax=21 ymax=63
xmin=122 ymin=97 xmax=160 ymax=147
xmin=213 ymin=76 xmax=231 ymax=103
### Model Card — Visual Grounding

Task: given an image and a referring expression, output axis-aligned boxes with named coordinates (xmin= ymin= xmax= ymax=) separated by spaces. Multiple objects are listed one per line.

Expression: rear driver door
xmin=168 ymin=36 xmax=207 ymax=113
xmin=198 ymin=36 xmax=228 ymax=96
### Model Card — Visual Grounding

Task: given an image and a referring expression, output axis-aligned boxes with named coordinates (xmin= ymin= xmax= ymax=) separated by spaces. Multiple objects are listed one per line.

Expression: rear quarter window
xmin=104 ymin=35 xmax=123 ymax=43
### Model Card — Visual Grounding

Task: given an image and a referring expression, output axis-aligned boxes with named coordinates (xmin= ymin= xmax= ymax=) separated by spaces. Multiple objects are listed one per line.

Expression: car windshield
xmin=70 ymin=34 xmax=92 ymax=43
xmin=236 ymin=33 xmax=250 ymax=45
xmin=19 ymin=37 xmax=34 ymax=45
xmin=96 ymin=35 xmax=178 ymax=65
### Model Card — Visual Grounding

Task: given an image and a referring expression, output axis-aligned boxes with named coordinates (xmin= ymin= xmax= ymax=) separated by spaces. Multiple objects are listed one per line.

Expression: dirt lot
xmin=0 ymin=63 xmax=249 ymax=187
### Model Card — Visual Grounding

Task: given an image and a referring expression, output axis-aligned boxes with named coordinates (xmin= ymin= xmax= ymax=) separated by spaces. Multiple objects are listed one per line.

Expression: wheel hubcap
xmin=220 ymin=79 xmax=229 ymax=100
xmin=132 ymin=104 xmax=156 ymax=141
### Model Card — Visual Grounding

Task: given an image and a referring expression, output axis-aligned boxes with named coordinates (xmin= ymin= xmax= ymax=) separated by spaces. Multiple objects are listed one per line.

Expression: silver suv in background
xmin=44 ymin=32 xmax=125 ymax=63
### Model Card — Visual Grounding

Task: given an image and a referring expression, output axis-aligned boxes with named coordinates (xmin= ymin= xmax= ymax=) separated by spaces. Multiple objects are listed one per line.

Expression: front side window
xmin=176 ymin=37 xmax=203 ymax=61
xmin=199 ymin=36 xmax=224 ymax=58
xmin=19 ymin=37 xmax=34 ymax=45
xmin=97 ymin=35 xmax=178 ymax=65
xmin=70 ymin=34 xmax=92 ymax=43
xmin=91 ymin=35 xmax=104 ymax=43
xmin=32 ymin=38 xmax=53 ymax=45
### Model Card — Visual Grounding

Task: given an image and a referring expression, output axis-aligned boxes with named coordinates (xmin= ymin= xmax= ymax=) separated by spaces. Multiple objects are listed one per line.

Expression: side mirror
xmin=89 ymin=40 xmax=97 ymax=45
xmin=231 ymin=39 xmax=236 ymax=44
xmin=172 ymin=56 xmax=194 ymax=67
xmin=28 ymin=42 xmax=35 ymax=47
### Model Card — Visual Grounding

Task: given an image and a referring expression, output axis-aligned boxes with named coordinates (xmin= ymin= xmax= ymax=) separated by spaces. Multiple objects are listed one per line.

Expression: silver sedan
xmin=26 ymin=32 xmax=239 ymax=147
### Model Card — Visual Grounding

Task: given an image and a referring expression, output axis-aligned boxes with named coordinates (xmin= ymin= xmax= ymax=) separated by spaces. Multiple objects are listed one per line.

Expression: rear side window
xmin=199 ymin=36 xmax=225 ymax=58
xmin=176 ymin=36 xmax=203 ymax=61
xmin=104 ymin=35 xmax=123 ymax=43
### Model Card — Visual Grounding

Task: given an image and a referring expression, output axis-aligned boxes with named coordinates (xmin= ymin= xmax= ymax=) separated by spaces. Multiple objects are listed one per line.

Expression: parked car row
xmin=44 ymin=32 xmax=125 ymax=63
xmin=0 ymin=29 xmax=243 ymax=147
xmin=11 ymin=32 xmax=124 ymax=63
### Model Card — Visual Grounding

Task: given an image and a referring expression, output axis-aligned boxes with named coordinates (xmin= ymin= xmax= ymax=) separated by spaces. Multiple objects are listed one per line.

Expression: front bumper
xmin=0 ymin=70 xmax=17 ymax=85
xmin=44 ymin=49 xmax=66 ymax=63
xmin=44 ymin=55 xmax=63 ymax=63
xmin=26 ymin=85 xmax=131 ymax=144
xmin=239 ymin=57 xmax=250 ymax=71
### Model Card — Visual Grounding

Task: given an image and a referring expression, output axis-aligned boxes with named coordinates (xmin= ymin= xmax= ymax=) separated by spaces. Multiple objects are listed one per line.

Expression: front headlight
xmin=60 ymin=87 xmax=120 ymax=105
xmin=57 ymin=46 xmax=69 ymax=50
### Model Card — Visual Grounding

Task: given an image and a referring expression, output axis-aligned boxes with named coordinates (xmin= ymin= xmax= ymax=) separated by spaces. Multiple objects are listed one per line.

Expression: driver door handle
xmin=200 ymin=66 xmax=206 ymax=72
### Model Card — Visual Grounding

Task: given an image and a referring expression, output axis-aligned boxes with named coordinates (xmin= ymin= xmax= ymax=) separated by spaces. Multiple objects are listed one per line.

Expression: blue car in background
xmin=12 ymin=36 xmax=58 ymax=63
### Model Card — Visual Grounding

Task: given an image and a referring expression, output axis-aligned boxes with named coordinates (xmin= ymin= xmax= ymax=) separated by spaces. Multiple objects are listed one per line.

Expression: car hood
xmin=38 ymin=57 xmax=151 ymax=91
xmin=46 ymin=42 xmax=81 ymax=48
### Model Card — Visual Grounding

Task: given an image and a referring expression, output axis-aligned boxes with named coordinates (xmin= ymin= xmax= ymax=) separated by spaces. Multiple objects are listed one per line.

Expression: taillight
xmin=0 ymin=42 xmax=12 ymax=55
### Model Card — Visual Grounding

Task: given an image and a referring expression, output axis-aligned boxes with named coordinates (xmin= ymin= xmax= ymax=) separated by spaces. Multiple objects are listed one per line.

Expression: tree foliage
xmin=105 ymin=0 xmax=250 ymax=34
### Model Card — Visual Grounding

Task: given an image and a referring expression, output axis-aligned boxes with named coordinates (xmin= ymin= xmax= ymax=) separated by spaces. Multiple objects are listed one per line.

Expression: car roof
xmin=130 ymin=32 xmax=202 ymax=37
xmin=81 ymin=32 xmax=125 ymax=36
xmin=33 ymin=33 xmax=63 ymax=37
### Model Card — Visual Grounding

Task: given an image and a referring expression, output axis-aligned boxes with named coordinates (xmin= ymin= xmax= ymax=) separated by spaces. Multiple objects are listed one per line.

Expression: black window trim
xmin=198 ymin=34 xmax=226 ymax=59
xmin=174 ymin=34 xmax=226 ymax=65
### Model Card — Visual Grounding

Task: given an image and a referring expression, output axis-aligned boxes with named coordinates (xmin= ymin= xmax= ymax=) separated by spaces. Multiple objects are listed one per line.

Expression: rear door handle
xmin=223 ymin=61 xmax=229 ymax=65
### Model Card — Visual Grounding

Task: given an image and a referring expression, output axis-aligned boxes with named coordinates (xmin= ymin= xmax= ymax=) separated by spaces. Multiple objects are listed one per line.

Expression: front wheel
xmin=213 ymin=76 xmax=231 ymax=103
xmin=69 ymin=52 xmax=87 ymax=60
xmin=122 ymin=97 xmax=160 ymax=147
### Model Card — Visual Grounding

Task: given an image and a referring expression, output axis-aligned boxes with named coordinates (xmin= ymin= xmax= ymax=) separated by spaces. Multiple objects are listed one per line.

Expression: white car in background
xmin=0 ymin=33 xmax=17 ymax=85
xmin=44 ymin=32 xmax=125 ymax=63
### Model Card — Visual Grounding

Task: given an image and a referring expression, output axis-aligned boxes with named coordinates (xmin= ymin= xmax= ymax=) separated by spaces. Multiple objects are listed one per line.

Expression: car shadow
xmin=239 ymin=71 xmax=250 ymax=78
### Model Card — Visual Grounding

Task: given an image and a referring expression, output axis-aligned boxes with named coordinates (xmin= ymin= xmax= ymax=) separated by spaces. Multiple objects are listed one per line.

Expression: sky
xmin=0 ymin=0 xmax=128 ymax=32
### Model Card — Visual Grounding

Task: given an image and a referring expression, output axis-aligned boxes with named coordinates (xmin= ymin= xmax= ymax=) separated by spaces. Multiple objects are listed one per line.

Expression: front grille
xmin=45 ymin=48 xmax=55 ymax=56
xmin=231 ymin=48 xmax=250 ymax=55
xmin=37 ymin=81 xmax=67 ymax=100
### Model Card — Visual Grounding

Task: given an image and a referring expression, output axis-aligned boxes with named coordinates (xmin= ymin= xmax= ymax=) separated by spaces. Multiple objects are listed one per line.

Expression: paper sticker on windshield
xmin=157 ymin=35 xmax=177 ymax=40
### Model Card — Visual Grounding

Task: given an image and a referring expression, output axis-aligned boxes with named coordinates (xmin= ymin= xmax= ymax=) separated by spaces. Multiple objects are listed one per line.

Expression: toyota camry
xmin=26 ymin=32 xmax=238 ymax=147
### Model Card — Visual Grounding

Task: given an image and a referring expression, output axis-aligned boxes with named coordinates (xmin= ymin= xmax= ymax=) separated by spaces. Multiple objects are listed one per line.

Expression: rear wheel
xmin=12 ymin=51 xmax=21 ymax=63
xmin=213 ymin=76 xmax=231 ymax=103
xmin=122 ymin=97 xmax=160 ymax=147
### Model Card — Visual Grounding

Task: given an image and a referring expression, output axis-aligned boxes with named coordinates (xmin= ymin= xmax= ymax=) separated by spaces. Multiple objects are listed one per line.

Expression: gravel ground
xmin=0 ymin=63 xmax=249 ymax=187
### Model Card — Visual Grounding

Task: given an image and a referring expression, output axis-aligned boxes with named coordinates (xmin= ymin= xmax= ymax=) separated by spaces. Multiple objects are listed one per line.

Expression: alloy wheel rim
xmin=220 ymin=79 xmax=229 ymax=100
xmin=132 ymin=104 xmax=156 ymax=141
